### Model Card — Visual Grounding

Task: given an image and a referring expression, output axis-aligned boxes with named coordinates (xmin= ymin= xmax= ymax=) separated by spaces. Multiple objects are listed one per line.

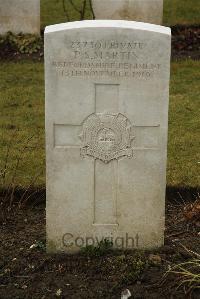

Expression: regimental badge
xmin=80 ymin=113 xmax=134 ymax=163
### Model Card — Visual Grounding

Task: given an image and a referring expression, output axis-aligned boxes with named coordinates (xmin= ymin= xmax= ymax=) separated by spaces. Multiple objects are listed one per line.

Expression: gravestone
xmin=0 ymin=0 xmax=40 ymax=35
xmin=92 ymin=0 xmax=163 ymax=25
xmin=45 ymin=20 xmax=171 ymax=252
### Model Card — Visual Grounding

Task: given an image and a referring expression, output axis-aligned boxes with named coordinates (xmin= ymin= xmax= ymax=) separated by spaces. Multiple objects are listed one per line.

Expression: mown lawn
xmin=0 ymin=60 xmax=199 ymax=188
xmin=41 ymin=0 xmax=200 ymax=28
xmin=41 ymin=0 xmax=92 ymax=29
xmin=164 ymin=0 xmax=200 ymax=26
xmin=0 ymin=62 xmax=45 ymax=188
xmin=168 ymin=60 xmax=200 ymax=188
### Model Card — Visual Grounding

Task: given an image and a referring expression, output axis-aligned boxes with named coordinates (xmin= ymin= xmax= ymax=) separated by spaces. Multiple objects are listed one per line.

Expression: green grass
xmin=0 ymin=62 xmax=45 ymax=188
xmin=41 ymin=0 xmax=200 ymax=28
xmin=164 ymin=0 xmax=200 ymax=26
xmin=0 ymin=60 xmax=199 ymax=188
xmin=168 ymin=60 xmax=200 ymax=187
xmin=41 ymin=0 xmax=93 ymax=29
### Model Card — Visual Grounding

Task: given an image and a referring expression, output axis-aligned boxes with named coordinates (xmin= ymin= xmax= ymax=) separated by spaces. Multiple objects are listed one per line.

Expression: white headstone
xmin=92 ymin=0 xmax=163 ymax=25
xmin=45 ymin=20 xmax=171 ymax=253
xmin=0 ymin=0 xmax=40 ymax=35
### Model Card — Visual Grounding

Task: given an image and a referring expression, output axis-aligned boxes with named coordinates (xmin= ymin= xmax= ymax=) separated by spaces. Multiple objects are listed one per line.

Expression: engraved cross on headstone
xmin=54 ymin=84 xmax=160 ymax=226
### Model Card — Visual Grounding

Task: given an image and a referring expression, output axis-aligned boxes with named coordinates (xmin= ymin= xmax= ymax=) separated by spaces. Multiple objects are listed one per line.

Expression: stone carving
xmin=80 ymin=113 xmax=134 ymax=163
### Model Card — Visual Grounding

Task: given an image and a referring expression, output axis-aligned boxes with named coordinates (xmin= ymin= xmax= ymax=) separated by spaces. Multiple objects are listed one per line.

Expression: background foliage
xmin=41 ymin=0 xmax=200 ymax=28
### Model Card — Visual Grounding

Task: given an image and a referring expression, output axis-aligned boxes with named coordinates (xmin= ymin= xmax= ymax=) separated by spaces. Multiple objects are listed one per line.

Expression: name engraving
xmin=50 ymin=39 xmax=162 ymax=79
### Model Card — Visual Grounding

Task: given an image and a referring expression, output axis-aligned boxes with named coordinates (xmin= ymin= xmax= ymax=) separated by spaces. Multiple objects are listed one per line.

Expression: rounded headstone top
xmin=45 ymin=20 xmax=171 ymax=36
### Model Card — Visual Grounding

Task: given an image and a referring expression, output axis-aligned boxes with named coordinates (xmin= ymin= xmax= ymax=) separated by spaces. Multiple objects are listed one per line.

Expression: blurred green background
xmin=41 ymin=0 xmax=200 ymax=28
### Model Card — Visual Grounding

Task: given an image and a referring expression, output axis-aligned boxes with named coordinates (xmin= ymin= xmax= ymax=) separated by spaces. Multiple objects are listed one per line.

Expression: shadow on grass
xmin=166 ymin=186 xmax=199 ymax=204
xmin=0 ymin=185 xmax=199 ymax=208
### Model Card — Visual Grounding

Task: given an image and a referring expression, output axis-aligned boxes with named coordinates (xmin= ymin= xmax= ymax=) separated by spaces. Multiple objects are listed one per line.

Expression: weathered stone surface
xmin=92 ymin=0 xmax=163 ymax=25
xmin=45 ymin=20 xmax=171 ymax=253
xmin=0 ymin=0 xmax=40 ymax=35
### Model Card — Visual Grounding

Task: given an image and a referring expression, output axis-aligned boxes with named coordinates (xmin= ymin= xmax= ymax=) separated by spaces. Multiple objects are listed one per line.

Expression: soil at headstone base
xmin=171 ymin=25 xmax=200 ymax=60
xmin=0 ymin=25 xmax=200 ymax=61
xmin=0 ymin=196 xmax=200 ymax=299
